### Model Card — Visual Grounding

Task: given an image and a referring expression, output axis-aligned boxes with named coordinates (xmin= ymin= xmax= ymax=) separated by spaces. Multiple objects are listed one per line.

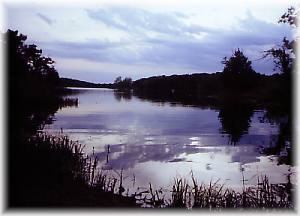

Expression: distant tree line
xmin=113 ymin=43 xmax=292 ymax=108
xmin=131 ymin=70 xmax=284 ymax=107
xmin=60 ymin=77 xmax=114 ymax=88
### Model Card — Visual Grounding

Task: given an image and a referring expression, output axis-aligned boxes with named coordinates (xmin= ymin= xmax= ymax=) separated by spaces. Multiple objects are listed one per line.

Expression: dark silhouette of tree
xmin=5 ymin=29 xmax=62 ymax=137
xmin=113 ymin=76 xmax=133 ymax=89
xmin=123 ymin=77 xmax=133 ymax=87
xmin=6 ymin=29 xmax=60 ymax=93
xmin=114 ymin=76 xmax=122 ymax=84
xmin=279 ymin=7 xmax=297 ymax=27
xmin=221 ymin=49 xmax=257 ymax=92
xmin=262 ymin=7 xmax=296 ymax=103
xmin=263 ymin=36 xmax=294 ymax=75
xmin=262 ymin=7 xmax=296 ymax=100
xmin=262 ymin=7 xmax=296 ymax=81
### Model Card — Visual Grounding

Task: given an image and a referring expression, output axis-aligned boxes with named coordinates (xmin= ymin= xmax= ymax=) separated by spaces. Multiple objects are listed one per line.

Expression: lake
xmin=44 ymin=87 xmax=295 ymax=193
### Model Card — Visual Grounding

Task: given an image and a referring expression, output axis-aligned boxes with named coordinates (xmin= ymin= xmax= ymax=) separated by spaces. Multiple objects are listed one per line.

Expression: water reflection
xmin=218 ymin=101 xmax=254 ymax=145
xmin=45 ymin=88 xmax=293 ymax=189
xmin=95 ymin=141 xmax=264 ymax=171
xmin=131 ymin=89 xmax=255 ymax=145
xmin=260 ymin=107 xmax=292 ymax=165
xmin=114 ymin=89 xmax=132 ymax=101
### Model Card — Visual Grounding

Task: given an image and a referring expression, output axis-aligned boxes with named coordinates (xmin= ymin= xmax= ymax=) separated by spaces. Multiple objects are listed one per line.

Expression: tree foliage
xmin=279 ymin=7 xmax=298 ymax=27
xmin=261 ymin=7 xmax=296 ymax=107
xmin=5 ymin=29 xmax=60 ymax=100
xmin=4 ymin=29 xmax=63 ymax=138
xmin=263 ymin=37 xmax=294 ymax=74
xmin=113 ymin=76 xmax=133 ymax=89
xmin=221 ymin=49 xmax=257 ymax=91
xmin=222 ymin=49 xmax=255 ymax=75
xmin=263 ymin=7 xmax=297 ymax=74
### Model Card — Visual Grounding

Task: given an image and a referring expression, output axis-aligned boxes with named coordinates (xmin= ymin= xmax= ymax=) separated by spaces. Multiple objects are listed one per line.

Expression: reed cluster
xmin=143 ymin=175 xmax=294 ymax=209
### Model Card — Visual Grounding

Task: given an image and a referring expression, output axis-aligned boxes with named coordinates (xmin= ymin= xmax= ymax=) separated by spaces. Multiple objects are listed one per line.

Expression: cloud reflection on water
xmin=93 ymin=134 xmax=271 ymax=171
xmin=44 ymin=88 xmax=291 ymax=188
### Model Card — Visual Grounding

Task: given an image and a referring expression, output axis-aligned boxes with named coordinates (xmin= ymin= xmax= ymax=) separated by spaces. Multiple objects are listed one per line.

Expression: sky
xmin=2 ymin=0 xmax=298 ymax=83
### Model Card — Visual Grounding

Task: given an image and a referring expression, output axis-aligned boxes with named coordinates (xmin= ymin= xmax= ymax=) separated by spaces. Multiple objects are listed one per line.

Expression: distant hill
xmin=60 ymin=78 xmax=113 ymax=88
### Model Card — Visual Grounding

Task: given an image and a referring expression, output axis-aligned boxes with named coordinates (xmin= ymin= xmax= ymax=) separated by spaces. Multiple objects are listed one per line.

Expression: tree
xmin=5 ymin=29 xmax=60 ymax=99
xmin=221 ymin=49 xmax=256 ymax=91
xmin=114 ymin=76 xmax=122 ymax=84
xmin=123 ymin=77 xmax=132 ymax=87
xmin=263 ymin=7 xmax=297 ymax=74
xmin=263 ymin=37 xmax=294 ymax=74
xmin=279 ymin=7 xmax=297 ymax=27
xmin=4 ymin=29 xmax=62 ymax=137
xmin=262 ymin=7 xmax=297 ymax=104
xmin=113 ymin=76 xmax=132 ymax=89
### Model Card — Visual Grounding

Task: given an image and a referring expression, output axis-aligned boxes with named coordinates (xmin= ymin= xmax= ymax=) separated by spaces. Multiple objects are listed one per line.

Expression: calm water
xmin=44 ymin=88 xmax=295 ymax=192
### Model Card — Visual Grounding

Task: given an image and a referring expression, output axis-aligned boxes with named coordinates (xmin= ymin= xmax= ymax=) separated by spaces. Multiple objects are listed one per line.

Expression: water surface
xmin=44 ymin=88 xmax=294 ymax=192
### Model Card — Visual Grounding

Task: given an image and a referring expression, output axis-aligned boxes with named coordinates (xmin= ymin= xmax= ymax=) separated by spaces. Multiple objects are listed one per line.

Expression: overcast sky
xmin=3 ymin=0 xmax=298 ymax=83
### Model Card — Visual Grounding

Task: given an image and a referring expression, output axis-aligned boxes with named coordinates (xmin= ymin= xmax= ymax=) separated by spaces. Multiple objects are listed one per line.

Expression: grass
xmin=144 ymin=174 xmax=294 ymax=209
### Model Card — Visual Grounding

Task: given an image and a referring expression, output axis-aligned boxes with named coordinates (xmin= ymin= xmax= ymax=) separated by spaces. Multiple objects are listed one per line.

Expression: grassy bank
xmin=9 ymin=133 xmax=137 ymax=207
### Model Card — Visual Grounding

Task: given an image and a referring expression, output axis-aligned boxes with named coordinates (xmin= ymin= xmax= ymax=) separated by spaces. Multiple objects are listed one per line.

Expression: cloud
xmin=86 ymin=6 xmax=215 ymax=38
xmin=36 ymin=12 xmax=54 ymax=26
xmin=53 ymin=57 xmax=196 ymax=83
xmin=44 ymin=40 xmax=122 ymax=60
xmin=5 ymin=2 xmax=297 ymax=82
xmin=37 ymin=6 xmax=292 ymax=80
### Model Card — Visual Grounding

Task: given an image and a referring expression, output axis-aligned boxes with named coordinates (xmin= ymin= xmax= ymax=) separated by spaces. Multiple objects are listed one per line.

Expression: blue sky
xmin=3 ymin=0 xmax=298 ymax=83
